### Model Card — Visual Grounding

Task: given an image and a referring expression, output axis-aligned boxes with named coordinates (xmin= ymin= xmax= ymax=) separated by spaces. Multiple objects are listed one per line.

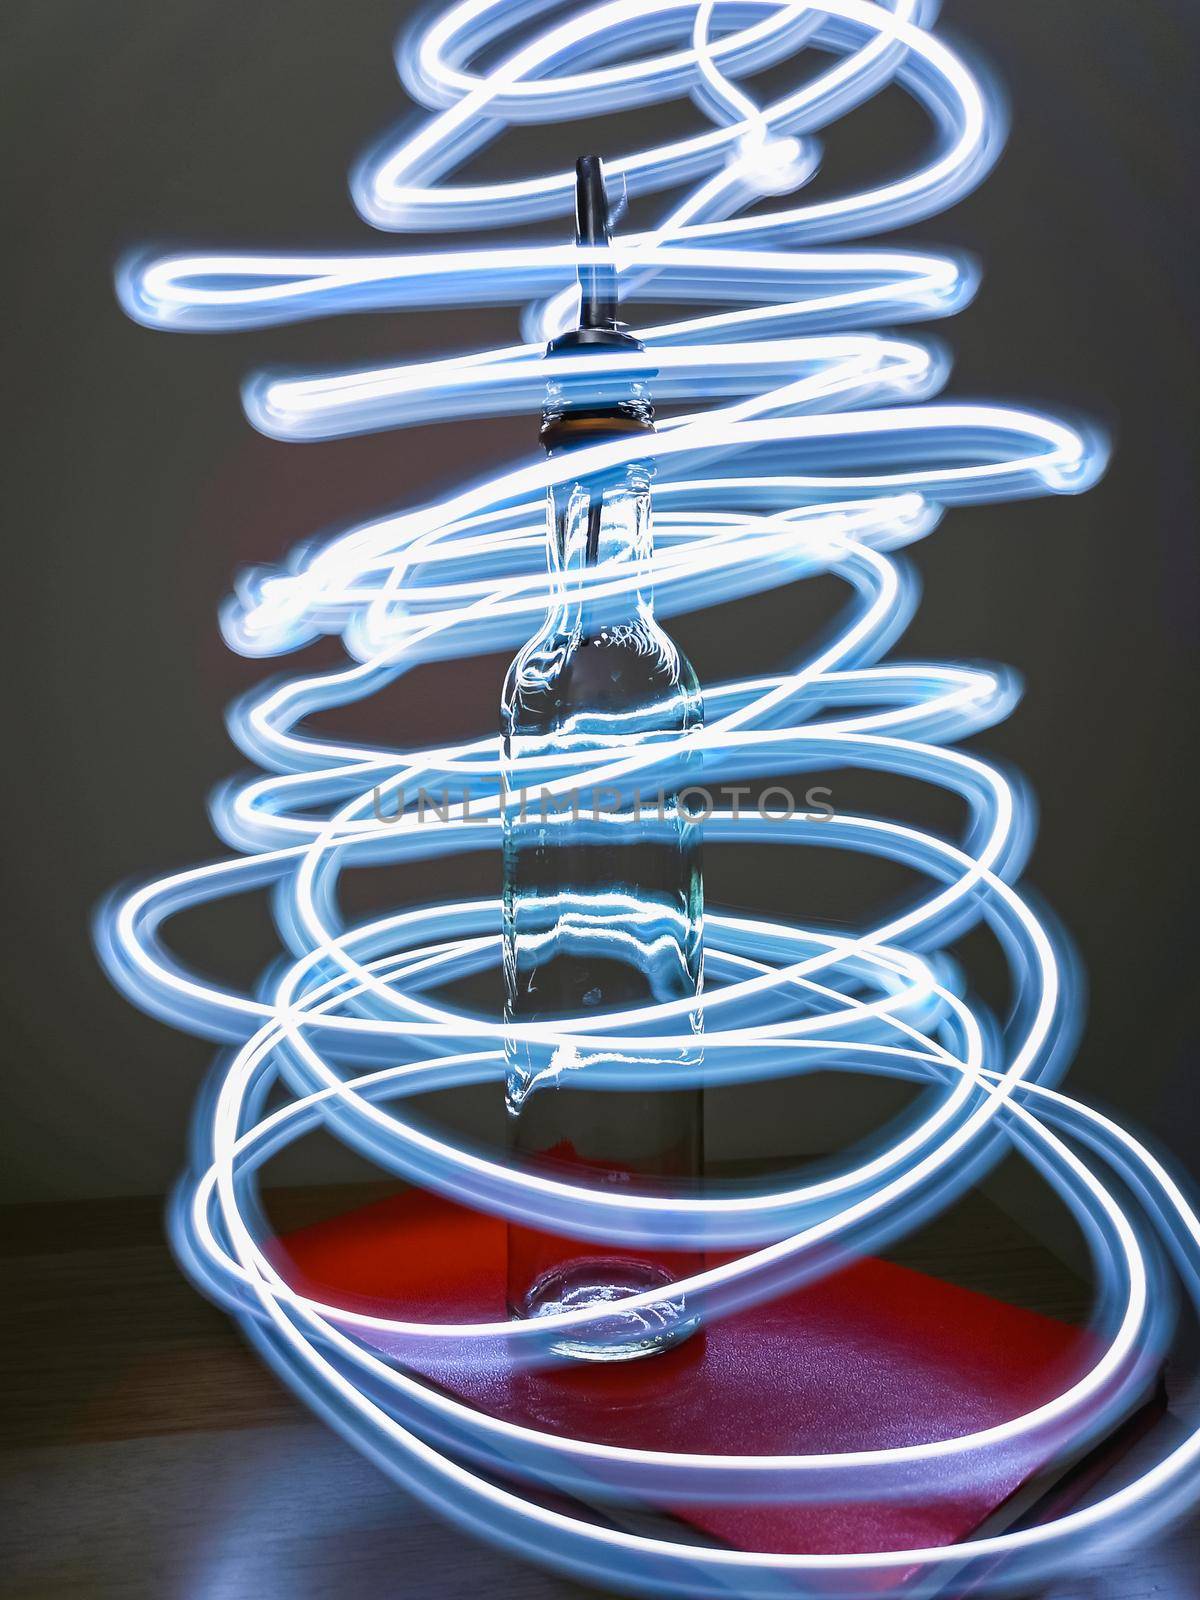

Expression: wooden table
xmin=2 ymin=1187 xmax=1196 ymax=1599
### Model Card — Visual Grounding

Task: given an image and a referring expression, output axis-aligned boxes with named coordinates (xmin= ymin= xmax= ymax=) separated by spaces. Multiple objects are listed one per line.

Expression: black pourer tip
xmin=575 ymin=154 xmax=618 ymax=332
xmin=545 ymin=155 xmax=641 ymax=354
xmin=575 ymin=157 xmax=610 ymax=248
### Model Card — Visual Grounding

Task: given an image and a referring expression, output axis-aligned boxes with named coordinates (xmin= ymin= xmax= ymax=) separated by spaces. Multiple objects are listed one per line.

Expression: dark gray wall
xmin=2 ymin=1 xmax=1197 ymax=1203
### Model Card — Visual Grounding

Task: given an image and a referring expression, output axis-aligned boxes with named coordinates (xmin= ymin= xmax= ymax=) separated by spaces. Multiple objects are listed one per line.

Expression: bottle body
xmin=502 ymin=414 xmax=704 ymax=1361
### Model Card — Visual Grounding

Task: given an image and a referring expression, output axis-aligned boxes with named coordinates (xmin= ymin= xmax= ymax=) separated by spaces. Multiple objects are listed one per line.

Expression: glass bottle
xmin=501 ymin=157 xmax=704 ymax=1362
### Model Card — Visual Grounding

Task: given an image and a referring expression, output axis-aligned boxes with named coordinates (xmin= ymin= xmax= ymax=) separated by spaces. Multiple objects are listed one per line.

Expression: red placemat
xmin=273 ymin=1187 xmax=1102 ymax=1588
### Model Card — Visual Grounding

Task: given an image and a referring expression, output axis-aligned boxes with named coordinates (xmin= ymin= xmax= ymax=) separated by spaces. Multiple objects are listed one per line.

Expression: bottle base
xmin=510 ymin=1257 xmax=699 ymax=1362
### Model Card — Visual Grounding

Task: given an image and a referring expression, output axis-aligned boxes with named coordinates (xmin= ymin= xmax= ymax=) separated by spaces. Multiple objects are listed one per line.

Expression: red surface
xmin=273 ymin=1188 xmax=1093 ymax=1588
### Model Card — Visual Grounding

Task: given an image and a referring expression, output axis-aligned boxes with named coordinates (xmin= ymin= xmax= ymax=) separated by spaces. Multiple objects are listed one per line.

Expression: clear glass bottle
xmin=501 ymin=158 xmax=705 ymax=1361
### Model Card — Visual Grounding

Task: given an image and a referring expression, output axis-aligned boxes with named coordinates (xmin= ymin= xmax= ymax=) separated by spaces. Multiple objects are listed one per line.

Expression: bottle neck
xmin=541 ymin=389 xmax=656 ymax=635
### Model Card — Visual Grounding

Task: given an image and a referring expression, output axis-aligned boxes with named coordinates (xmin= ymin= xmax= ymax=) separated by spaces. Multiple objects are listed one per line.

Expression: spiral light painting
xmin=96 ymin=1 xmax=1200 ymax=1593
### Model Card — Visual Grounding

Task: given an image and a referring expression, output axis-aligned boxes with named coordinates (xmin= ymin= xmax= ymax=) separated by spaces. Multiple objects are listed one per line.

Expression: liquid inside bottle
xmin=501 ymin=378 xmax=705 ymax=1362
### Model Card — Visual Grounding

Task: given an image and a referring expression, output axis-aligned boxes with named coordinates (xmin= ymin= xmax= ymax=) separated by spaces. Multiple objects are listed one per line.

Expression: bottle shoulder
xmin=502 ymin=618 xmax=701 ymax=733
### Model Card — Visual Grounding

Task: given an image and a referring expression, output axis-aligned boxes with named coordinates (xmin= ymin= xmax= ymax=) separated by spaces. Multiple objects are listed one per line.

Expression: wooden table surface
xmin=2 ymin=1185 xmax=1197 ymax=1600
